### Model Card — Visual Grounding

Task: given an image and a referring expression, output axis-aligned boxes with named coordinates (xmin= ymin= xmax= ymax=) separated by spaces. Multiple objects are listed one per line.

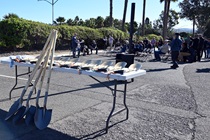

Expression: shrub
xmin=0 ymin=18 xmax=29 ymax=51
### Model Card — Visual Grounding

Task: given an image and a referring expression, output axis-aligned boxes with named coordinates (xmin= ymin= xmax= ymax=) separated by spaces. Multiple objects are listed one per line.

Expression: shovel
xmin=24 ymin=36 xmax=54 ymax=126
xmin=28 ymin=47 xmax=52 ymax=126
xmin=12 ymin=62 xmax=45 ymax=124
xmin=34 ymin=30 xmax=57 ymax=130
xmin=25 ymin=31 xmax=57 ymax=125
xmin=25 ymin=59 xmax=49 ymax=125
xmin=12 ymin=41 xmax=53 ymax=124
xmin=5 ymin=30 xmax=54 ymax=121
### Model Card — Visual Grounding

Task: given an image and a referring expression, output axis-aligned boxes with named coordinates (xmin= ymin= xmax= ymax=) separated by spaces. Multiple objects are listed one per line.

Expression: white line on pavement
xmin=0 ymin=74 xmax=28 ymax=81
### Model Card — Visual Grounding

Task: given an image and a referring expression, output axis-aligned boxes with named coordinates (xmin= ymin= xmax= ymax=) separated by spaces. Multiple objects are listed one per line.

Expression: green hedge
xmin=0 ymin=18 xmax=29 ymax=50
xmin=0 ymin=18 xmax=53 ymax=51
xmin=0 ymin=18 xmax=130 ymax=51
xmin=0 ymin=18 xmax=162 ymax=52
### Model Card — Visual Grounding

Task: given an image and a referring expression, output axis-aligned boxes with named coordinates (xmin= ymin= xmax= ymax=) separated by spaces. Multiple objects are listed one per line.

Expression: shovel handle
xmin=44 ymin=30 xmax=58 ymax=107
xmin=35 ymin=32 xmax=55 ymax=107
xmin=25 ymin=63 xmax=46 ymax=107
xmin=19 ymin=30 xmax=55 ymax=102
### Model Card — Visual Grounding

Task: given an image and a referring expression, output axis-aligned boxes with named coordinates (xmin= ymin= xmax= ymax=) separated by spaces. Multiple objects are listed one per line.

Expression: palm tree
xmin=109 ymin=0 xmax=113 ymax=27
xmin=160 ymin=0 xmax=178 ymax=39
xmin=122 ymin=0 xmax=128 ymax=31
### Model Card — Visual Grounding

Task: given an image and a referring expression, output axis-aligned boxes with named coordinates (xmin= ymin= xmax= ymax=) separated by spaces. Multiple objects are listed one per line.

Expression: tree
xmin=203 ymin=19 xmax=210 ymax=38
xmin=179 ymin=0 xmax=210 ymax=34
xmin=85 ymin=18 xmax=96 ymax=28
xmin=104 ymin=16 xmax=112 ymax=27
xmin=127 ymin=21 xmax=138 ymax=34
xmin=122 ymin=0 xmax=128 ymax=31
xmin=160 ymin=0 xmax=178 ymax=39
xmin=66 ymin=18 xmax=74 ymax=26
xmin=56 ymin=16 xmax=66 ymax=25
xmin=144 ymin=21 xmax=160 ymax=35
xmin=114 ymin=19 xmax=122 ymax=30
xmin=78 ymin=19 xmax=85 ymax=26
xmin=74 ymin=16 xmax=80 ymax=25
xmin=153 ymin=10 xmax=179 ymax=35
xmin=109 ymin=0 xmax=113 ymax=27
xmin=3 ymin=13 xmax=19 ymax=19
xmin=95 ymin=16 xmax=104 ymax=28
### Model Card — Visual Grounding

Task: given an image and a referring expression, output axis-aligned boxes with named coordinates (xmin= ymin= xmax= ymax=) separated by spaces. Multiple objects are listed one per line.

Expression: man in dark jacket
xmin=198 ymin=34 xmax=204 ymax=61
xmin=71 ymin=33 xmax=78 ymax=58
xmin=190 ymin=35 xmax=200 ymax=62
xmin=170 ymin=33 xmax=182 ymax=69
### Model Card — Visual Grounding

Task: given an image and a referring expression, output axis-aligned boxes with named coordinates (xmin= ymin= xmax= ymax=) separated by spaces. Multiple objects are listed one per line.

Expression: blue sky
xmin=0 ymin=0 xmax=193 ymax=29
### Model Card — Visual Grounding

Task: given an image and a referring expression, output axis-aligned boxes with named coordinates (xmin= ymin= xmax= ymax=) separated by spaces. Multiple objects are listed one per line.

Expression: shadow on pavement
xmin=196 ymin=68 xmax=210 ymax=73
xmin=0 ymin=109 xmax=78 ymax=140
xmin=25 ymin=80 xmax=120 ymax=101
xmin=22 ymin=79 xmax=129 ymax=102
xmin=146 ymin=68 xmax=171 ymax=72
xmin=78 ymin=118 xmax=128 ymax=140
xmin=0 ymin=98 xmax=10 ymax=102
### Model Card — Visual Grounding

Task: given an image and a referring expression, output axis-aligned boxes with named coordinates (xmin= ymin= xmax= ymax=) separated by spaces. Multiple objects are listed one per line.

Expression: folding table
xmin=0 ymin=56 xmax=146 ymax=133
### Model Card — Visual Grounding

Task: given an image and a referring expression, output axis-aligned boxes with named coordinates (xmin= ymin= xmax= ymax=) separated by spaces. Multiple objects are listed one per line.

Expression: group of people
xmin=154 ymin=33 xmax=210 ymax=69
xmin=70 ymin=32 xmax=210 ymax=69
xmin=131 ymin=33 xmax=210 ymax=69
xmin=71 ymin=33 xmax=98 ymax=58
xmin=71 ymin=34 xmax=116 ymax=58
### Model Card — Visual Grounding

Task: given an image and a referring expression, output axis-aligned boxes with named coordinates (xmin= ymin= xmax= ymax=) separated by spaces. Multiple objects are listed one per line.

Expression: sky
xmin=0 ymin=0 xmax=193 ymax=29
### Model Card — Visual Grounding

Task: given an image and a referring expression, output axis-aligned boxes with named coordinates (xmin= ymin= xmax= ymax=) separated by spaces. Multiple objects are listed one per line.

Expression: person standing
xmin=151 ymin=37 xmax=156 ymax=48
xmin=108 ymin=35 xmax=114 ymax=48
xmin=190 ymin=35 xmax=200 ymax=62
xmin=103 ymin=36 xmax=108 ymax=50
xmin=198 ymin=34 xmax=204 ymax=61
xmin=170 ymin=33 xmax=182 ymax=69
xmin=71 ymin=33 xmax=78 ymax=58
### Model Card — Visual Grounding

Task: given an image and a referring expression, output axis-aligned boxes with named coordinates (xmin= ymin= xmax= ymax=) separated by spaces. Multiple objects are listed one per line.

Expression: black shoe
xmin=170 ymin=65 xmax=179 ymax=69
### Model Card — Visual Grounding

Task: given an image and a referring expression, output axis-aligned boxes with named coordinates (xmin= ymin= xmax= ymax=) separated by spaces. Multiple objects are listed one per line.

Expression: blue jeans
xmin=154 ymin=50 xmax=165 ymax=60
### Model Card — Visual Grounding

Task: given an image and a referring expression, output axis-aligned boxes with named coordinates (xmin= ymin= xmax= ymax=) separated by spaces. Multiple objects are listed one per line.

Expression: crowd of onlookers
xmin=70 ymin=33 xmax=210 ymax=64
xmin=117 ymin=34 xmax=210 ymax=64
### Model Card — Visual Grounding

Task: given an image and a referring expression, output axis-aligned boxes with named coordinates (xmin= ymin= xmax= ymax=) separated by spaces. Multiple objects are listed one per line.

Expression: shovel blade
xmin=12 ymin=106 xmax=26 ymax=124
xmin=25 ymin=106 xmax=36 ymax=126
xmin=5 ymin=99 xmax=20 ymax=121
xmin=34 ymin=107 xmax=52 ymax=130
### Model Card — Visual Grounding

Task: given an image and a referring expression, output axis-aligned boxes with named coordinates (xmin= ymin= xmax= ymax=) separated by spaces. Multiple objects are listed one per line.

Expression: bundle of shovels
xmin=5 ymin=29 xmax=58 ymax=130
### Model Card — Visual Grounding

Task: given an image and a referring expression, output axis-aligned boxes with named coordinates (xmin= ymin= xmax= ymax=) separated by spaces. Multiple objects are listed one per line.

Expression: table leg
xmin=9 ymin=65 xmax=18 ymax=99
xmin=9 ymin=66 xmax=36 ymax=99
xmin=105 ymin=79 xmax=117 ymax=133
xmin=123 ymin=80 xmax=129 ymax=120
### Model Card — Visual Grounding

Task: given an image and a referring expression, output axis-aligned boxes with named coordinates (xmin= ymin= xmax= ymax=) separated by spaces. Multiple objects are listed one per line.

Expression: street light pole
xmin=38 ymin=0 xmax=59 ymax=25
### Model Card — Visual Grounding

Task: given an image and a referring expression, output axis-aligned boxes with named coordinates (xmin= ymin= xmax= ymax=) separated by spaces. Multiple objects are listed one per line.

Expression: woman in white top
xmin=109 ymin=35 xmax=114 ymax=47
xmin=154 ymin=40 xmax=170 ymax=61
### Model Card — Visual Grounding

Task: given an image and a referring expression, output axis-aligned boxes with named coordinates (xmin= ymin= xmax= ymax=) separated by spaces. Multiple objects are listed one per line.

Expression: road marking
xmin=0 ymin=74 xmax=29 ymax=81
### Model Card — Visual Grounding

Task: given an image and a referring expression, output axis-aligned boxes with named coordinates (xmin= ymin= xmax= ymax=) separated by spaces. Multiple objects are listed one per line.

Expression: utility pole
xmin=141 ymin=0 xmax=146 ymax=36
xmin=129 ymin=3 xmax=135 ymax=54
xmin=38 ymin=0 xmax=59 ymax=25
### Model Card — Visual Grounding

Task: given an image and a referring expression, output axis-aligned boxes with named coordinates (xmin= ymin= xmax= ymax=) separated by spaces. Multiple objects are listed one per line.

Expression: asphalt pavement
xmin=0 ymin=50 xmax=210 ymax=140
